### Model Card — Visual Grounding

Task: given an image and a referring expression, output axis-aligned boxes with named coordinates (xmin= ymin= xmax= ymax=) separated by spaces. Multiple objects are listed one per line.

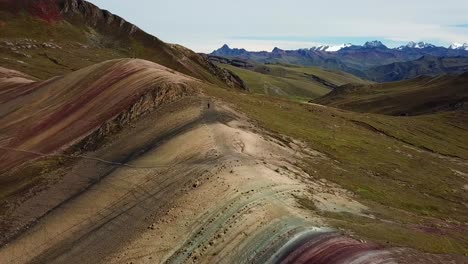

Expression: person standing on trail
xmin=207 ymin=102 xmax=210 ymax=109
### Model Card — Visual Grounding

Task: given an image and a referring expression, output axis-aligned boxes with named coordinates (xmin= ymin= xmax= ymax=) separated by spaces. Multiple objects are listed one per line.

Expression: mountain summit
xmin=212 ymin=44 xmax=249 ymax=57
xmin=449 ymin=43 xmax=468 ymax=50
xmin=363 ymin=40 xmax=387 ymax=48
xmin=401 ymin=41 xmax=436 ymax=49
xmin=271 ymin=47 xmax=285 ymax=53
xmin=310 ymin=43 xmax=352 ymax=52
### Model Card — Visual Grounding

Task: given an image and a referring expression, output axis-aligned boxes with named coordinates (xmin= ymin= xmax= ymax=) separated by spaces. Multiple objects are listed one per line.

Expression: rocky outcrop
xmin=75 ymin=80 xmax=195 ymax=152
xmin=207 ymin=55 xmax=254 ymax=69
xmin=206 ymin=62 xmax=248 ymax=91
xmin=195 ymin=55 xmax=246 ymax=90
xmin=304 ymin=73 xmax=339 ymax=89
xmin=59 ymin=0 xmax=142 ymax=37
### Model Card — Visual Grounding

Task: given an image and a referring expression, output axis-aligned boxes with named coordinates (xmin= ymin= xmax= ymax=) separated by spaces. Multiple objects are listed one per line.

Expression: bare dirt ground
xmin=0 ymin=96 xmax=465 ymax=263
xmin=0 ymin=96 xmax=362 ymax=263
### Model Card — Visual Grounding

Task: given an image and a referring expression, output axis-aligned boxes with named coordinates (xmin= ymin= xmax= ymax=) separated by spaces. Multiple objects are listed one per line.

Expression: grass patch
xmin=218 ymin=64 xmax=333 ymax=99
xmin=294 ymin=195 xmax=318 ymax=211
xmin=203 ymin=84 xmax=468 ymax=254
xmin=325 ymin=212 xmax=468 ymax=255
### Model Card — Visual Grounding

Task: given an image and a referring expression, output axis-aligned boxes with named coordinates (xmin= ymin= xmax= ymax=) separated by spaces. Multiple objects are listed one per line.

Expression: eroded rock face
xmin=172 ymin=45 xmax=248 ymax=90
xmin=213 ymin=66 xmax=248 ymax=90
xmin=203 ymin=59 xmax=248 ymax=90
xmin=59 ymin=0 xmax=139 ymax=35
xmin=207 ymin=55 xmax=255 ymax=69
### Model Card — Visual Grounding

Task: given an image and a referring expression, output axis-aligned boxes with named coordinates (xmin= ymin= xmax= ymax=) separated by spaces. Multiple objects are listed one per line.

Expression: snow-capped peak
xmin=449 ymin=43 xmax=468 ymax=50
xmin=408 ymin=41 xmax=434 ymax=49
xmin=326 ymin=43 xmax=352 ymax=52
xmin=310 ymin=43 xmax=351 ymax=52
xmin=310 ymin=45 xmax=328 ymax=52
xmin=364 ymin=40 xmax=386 ymax=48
xmin=398 ymin=41 xmax=435 ymax=49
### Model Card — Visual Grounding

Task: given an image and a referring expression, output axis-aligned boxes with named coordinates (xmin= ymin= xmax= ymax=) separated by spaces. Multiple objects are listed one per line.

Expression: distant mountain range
xmin=210 ymin=41 xmax=468 ymax=82
xmin=449 ymin=43 xmax=468 ymax=50
xmin=213 ymin=41 xmax=468 ymax=56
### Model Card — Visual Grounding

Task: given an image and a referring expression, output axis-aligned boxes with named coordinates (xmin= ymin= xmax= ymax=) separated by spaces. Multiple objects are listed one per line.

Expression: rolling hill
xmin=314 ymin=72 xmax=468 ymax=116
xmin=217 ymin=62 xmax=371 ymax=100
xmin=0 ymin=59 xmax=203 ymax=178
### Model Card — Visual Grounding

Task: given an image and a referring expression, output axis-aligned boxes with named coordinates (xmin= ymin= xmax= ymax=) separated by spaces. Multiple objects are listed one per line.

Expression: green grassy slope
xmin=265 ymin=64 xmax=371 ymax=85
xmin=219 ymin=63 xmax=371 ymax=100
xmin=205 ymin=84 xmax=468 ymax=255
xmin=315 ymin=72 xmax=468 ymax=116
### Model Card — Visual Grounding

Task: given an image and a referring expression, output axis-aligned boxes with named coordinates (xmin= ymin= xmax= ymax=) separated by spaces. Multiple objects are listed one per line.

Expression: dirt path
xmin=0 ymin=96 xmax=463 ymax=263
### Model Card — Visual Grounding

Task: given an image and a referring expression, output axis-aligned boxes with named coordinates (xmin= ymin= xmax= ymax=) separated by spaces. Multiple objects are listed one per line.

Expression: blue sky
xmin=87 ymin=0 xmax=468 ymax=53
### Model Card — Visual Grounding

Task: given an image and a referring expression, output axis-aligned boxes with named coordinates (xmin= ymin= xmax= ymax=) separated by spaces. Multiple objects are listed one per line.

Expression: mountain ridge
xmin=0 ymin=58 xmax=202 ymax=175
xmin=0 ymin=0 xmax=247 ymax=89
